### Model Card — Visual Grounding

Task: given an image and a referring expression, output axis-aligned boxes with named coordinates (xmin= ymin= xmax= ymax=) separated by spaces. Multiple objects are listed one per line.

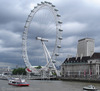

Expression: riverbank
xmin=59 ymin=77 xmax=100 ymax=83
xmin=1 ymin=74 xmax=100 ymax=83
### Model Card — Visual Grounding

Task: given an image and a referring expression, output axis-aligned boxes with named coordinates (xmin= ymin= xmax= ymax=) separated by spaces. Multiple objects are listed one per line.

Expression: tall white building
xmin=77 ymin=38 xmax=94 ymax=57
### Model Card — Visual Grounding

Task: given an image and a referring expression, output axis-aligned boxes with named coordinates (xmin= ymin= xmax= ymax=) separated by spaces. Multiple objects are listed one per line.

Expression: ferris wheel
xmin=22 ymin=1 xmax=63 ymax=76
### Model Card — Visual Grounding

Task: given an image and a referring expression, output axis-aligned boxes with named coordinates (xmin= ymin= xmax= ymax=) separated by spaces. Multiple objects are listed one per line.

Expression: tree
xmin=12 ymin=67 xmax=26 ymax=75
xmin=35 ymin=65 xmax=42 ymax=69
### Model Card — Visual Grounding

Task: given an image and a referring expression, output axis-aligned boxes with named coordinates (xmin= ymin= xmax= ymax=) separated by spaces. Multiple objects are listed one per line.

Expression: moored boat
xmin=8 ymin=78 xmax=29 ymax=86
xmin=83 ymin=85 xmax=97 ymax=91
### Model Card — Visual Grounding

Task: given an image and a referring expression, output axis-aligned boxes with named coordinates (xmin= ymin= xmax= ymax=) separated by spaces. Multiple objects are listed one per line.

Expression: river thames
xmin=0 ymin=80 xmax=100 ymax=91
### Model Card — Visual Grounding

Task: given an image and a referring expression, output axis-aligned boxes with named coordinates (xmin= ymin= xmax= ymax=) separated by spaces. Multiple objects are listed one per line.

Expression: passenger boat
xmin=83 ymin=85 xmax=97 ymax=91
xmin=8 ymin=78 xmax=29 ymax=86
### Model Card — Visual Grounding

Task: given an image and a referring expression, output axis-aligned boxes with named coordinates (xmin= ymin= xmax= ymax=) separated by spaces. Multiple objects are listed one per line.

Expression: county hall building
xmin=61 ymin=38 xmax=100 ymax=78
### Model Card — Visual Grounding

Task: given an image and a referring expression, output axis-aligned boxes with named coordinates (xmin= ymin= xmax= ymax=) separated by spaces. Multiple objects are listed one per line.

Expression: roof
xmin=90 ymin=53 xmax=100 ymax=59
xmin=63 ymin=52 xmax=100 ymax=64
xmin=78 ymin=38 xmax=94 ymax=42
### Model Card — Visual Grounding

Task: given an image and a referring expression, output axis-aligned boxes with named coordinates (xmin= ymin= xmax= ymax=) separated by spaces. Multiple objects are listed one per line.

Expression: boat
xmin=83 ymin=85 xmax=97 ymax=91
xmin=0 ymin=72 xmax=11 ymax=80
xmin=8 ymin=78 xmax=29 ymax=86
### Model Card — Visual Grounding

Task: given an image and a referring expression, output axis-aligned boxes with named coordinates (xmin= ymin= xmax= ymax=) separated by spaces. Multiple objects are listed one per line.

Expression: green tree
xmin=12 ymin=67 xmax=26 ymax=75
xmin=35 ymin=65 xmax=42 ymax=69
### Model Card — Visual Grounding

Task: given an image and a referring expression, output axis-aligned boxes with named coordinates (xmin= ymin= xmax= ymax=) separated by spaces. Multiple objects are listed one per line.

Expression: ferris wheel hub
xmin=36 ymin=37 xmax=48 ymax=42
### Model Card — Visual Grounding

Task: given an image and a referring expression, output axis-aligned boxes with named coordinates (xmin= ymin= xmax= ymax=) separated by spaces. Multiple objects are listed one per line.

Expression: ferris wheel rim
xmin=22 ymin=1 xmax=63 ymax=72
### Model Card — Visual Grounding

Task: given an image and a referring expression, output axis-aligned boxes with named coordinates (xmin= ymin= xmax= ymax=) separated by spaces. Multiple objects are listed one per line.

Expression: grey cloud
xmin=0 ymin=0 xmax=100 ymax=67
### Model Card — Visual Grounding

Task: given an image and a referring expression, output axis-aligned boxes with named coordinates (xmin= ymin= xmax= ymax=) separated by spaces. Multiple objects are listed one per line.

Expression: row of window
xmin=65 ymin=60 xmax=88 ymax=64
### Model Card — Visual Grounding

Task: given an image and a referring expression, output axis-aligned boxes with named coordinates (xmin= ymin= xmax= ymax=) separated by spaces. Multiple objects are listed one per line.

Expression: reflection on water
xmin=0 ymin=80 xmax=100 ymax=91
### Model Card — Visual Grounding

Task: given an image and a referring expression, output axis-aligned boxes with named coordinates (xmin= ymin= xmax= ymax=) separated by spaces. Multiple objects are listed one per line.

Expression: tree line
xmin=12 ymin=68 xmax=26 ymax=75
xmin=12 ymin=66 xmax=42 ymax=75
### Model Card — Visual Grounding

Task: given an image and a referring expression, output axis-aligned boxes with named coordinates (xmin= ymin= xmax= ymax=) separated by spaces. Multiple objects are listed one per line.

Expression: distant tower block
xmin=77 ymin=38 xmax=94 ymax=57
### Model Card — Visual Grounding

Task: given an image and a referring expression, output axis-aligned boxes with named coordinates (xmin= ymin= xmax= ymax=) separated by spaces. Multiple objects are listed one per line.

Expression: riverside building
xmin=61 ymin=38 xmax=100 ymax=79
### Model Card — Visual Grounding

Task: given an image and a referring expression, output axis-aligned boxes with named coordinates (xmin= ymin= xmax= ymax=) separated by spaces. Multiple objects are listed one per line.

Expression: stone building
xmin=61 ymin=38 xmax=100 ymax=78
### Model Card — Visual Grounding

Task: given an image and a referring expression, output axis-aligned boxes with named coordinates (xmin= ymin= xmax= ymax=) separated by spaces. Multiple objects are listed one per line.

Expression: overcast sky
xmin=0 ymin=0 xmax=100 ymax=68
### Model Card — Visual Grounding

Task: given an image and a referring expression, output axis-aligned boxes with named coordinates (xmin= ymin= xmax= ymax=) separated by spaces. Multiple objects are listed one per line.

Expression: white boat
xmin=8 ymin=78 xmax=29 ymax=86
xmin=0 ymin=72 xmax=11 ymax=80
xmin=83 ymin=85 xmax=97 ymax=91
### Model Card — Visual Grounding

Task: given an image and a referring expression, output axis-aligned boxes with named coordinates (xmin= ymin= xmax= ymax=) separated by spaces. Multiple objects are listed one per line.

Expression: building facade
xmin=61 ymin=53 xmax=100 ymax=78
xmin=61 ymin=38 xmax=100 ymax=79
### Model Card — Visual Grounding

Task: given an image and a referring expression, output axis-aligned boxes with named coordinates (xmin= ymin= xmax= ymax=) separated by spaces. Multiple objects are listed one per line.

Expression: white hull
xmin=83 ymin=85 xmax=97 ymax=91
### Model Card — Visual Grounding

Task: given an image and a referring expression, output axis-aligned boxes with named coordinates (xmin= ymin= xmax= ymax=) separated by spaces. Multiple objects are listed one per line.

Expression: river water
xmin=0 ymin=80 xmax=100 ymax=91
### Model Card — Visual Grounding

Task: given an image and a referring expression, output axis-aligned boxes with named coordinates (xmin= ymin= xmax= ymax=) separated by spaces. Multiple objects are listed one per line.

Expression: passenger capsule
xmin=26 ymin=20 xmax=30 ymax=22
xmin=24 ymin=26 xmax=27 ymax=28
xmin=55 ymin=53 xmax=59 ymax=56
xmin=31 ymin=10 xmax=34 ymax=12
xmin=54 ymin=9 xmax=58 ymax=11
xmin=44 ymin=1 xmax=48 ymax=3
xmin=22 ymin=38 xmax=25 ymax=40
xmin=23 ymin=31 xmax=26 ymax=34
xmin=28 ymin=15 xmax=32 ymax=17
xmin=37 ymin=3 xmax=41 ymax=6
xmin=59 ymin=29 xmax=63 ymax=32
xmin=58 ymin=21 xmax=62 ymax=24
xmin=34 ymin=6 xmax=37 ymax=9
xmin=52 ymin=5 xmax=55 ymax=7
xmin=58 ymin=37 xmax=63 ymax=40
xmin=57 ymin=45 xmax=61 ymax=48
xmin=41 ymin=2 xmax=44 ymax=4
xmin=48 ymin=2 xmax=52 ymax=4
xmin=57 ymin=14 xmax=61 ymax=17
xmin=52 ymin=60 xmax=56 ymax=63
